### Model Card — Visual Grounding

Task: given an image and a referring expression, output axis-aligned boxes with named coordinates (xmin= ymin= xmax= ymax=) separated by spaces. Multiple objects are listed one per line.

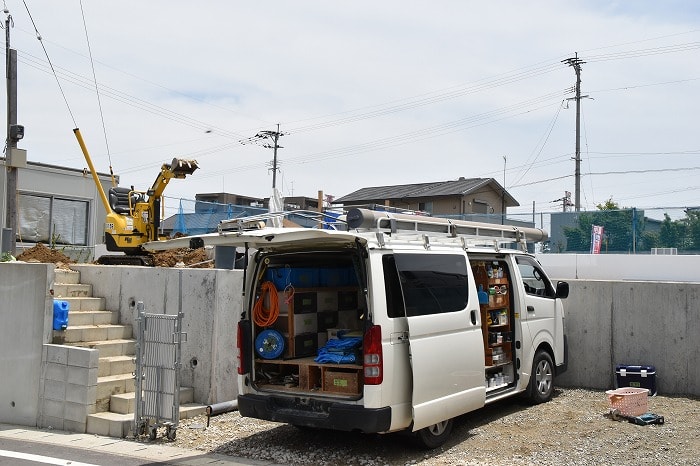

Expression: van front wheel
xmin=415 ymin=419 xmax=453 ymax=449
xmin=528 ymin=350 xmax=554 ymax=404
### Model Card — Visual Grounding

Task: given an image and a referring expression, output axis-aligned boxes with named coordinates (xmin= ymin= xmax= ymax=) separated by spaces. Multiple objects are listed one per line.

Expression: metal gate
xmin=133 ymin=299 xmax=186 ymax=440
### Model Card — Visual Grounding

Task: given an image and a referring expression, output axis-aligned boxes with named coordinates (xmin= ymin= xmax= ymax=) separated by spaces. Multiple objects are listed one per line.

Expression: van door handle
xmin=527 ymin=305 xmax=535 ymax=313
xmin=470 ymin=310 xmax=477 ymax=325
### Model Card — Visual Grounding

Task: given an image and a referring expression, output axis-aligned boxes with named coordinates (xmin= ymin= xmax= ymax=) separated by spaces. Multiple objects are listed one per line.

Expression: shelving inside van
xmin=250 ymin=252 xmax=366 ymax=397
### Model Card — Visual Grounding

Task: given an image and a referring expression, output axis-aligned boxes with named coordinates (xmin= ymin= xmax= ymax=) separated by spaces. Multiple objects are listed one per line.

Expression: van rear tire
xmin=415 ymin=419 xmax=453 ymax=449
xmin=528 ymin=350 xmax=554 ymax=404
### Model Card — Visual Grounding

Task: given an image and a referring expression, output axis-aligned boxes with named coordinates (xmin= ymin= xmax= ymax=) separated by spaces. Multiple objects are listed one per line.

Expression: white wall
xmin=537 ymin=253 xmax=700 ymax=282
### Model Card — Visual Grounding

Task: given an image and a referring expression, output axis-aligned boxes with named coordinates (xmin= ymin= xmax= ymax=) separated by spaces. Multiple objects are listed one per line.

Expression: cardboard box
xmin=615 ymin=364 xmax=657 ymax=395
xmin=323 ymin=369 xmax=360 ymax=394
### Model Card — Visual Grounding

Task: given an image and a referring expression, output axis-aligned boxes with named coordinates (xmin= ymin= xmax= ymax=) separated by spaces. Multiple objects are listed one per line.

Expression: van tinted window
xmin=392 ymin=253 xmax=469 ymax=317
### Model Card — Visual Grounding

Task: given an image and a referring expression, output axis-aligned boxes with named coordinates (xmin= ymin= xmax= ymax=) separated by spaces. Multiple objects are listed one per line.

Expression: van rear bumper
xmin=238 ymin=393 xmax=392 ymax=433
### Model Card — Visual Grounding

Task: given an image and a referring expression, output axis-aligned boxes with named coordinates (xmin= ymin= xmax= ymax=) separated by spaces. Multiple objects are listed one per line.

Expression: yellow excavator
xmin=74 ymin=128 xmax=199 ymax=265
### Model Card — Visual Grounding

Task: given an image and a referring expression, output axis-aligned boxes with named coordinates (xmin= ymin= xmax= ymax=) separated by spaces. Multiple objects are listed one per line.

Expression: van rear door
xmin=392 ymin=252 xmax=485 ymax=430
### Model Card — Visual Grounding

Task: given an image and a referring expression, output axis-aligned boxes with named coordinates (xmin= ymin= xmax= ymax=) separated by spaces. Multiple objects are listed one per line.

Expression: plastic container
xmin=605 ymin=387 xmax=649 ymax=416
xmin=53 ymin=299 xmax=69 ymax=331
xmin=615 ymin=364 xmax=657 ymax=395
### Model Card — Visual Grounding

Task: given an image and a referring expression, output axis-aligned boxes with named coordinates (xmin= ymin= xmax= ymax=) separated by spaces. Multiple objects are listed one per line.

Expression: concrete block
xmin=39 ymin=415 xmax=64 ymax=431
xmin=42 ymin=398 xmax=64 ymax=419
xmin=63 ymin=419 xmax=87 ymax=434
xmin=45 ymin=362 xmax=67 ymax=382
xmin=81 ymin=326 xmax=108 ymax=342
xmin=66 ymin=383 xmax=96 ymax=405
xmin=68 ymin=346 xmax=99 ymax=368
xmin=64 ymin=401 xmax=91 ymax=423
xmin=86 ymin=414 xmax=110 ymax=436
xmin=43 ymin=379 xmax=66 ymax=402
xmin=45 ymin=345 xmax=68 ymax=365
xmin=54 ymin=269 xmax=81 ymax=284
xmin=110 ymin=392 xmax=134 ymax=414
xmin=67 ymin=366 xmax=98 ymax=387
xmin=107 ymin=325 xmax=132 ymax=340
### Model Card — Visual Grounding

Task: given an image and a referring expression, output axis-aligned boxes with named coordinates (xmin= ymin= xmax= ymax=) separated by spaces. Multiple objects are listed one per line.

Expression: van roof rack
xmin=218 ymin=209 xmax=347 ymax=233
xmin=346 ymin=208 xmax=547 ymax=250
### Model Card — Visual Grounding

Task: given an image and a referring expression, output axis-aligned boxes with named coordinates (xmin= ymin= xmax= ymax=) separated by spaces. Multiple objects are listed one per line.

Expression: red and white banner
xmin=591 ymin=225 xmax=604 ymax=254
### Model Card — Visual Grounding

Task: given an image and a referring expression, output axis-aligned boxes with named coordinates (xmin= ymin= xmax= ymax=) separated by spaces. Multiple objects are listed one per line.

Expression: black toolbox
xmin=615 ymin=364 xmax=657 ymax=395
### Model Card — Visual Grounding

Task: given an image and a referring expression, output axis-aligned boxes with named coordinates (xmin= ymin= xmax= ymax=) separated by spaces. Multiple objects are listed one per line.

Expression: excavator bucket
xmin=170 ymin=158 xmax=199 ymax=177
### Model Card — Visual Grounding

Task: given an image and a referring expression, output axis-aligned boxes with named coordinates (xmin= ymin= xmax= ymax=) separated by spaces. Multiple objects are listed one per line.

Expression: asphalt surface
xmin=0 ymin=423 xmax=274 ymax=466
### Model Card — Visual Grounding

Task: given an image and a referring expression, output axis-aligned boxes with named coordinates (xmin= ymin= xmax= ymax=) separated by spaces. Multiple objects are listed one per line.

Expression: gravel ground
xmin=163 ymin=388 xmax=699 ymax=465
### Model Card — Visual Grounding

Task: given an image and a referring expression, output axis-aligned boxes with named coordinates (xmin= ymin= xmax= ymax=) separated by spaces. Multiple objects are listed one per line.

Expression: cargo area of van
xmin=249 ymin=251 xmax=367 ymax=398
xmin=247 ymin=250 xmax=523 ymax=398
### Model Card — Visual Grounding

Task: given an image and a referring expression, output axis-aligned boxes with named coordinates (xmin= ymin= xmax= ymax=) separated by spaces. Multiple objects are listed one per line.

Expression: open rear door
xmin=393 ymin=252 xmax=485 ymax=431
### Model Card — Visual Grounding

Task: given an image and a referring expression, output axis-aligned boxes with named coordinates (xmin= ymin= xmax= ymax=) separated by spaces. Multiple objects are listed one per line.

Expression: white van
xmin=152 ymin=208 xmax=569 ymax=448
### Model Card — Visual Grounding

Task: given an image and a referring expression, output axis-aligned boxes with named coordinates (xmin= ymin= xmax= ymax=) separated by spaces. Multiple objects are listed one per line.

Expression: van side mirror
xmin=555 ymin=281 xmax=569 ymax=299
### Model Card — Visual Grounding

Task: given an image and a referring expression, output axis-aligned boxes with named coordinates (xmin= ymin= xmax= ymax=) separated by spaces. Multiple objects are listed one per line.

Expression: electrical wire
xmin=21 ymin=0 xmax=76 ymax=126
xmin=253 ymin=281 xmax=280 ymax=327
xmin=79 ymin=0 xmax=115 ymax=186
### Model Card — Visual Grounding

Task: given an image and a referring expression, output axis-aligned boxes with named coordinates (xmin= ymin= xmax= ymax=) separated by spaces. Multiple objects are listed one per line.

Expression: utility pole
xmin=4 ymin=9 xmax=22 ymax=256
xmin=563 ymin=53 xmax=585 ymax=212
xmin=255 ymin=124 xmax=284 ymax=189
xmin=501 ymin=155 xmax=506 ymax=225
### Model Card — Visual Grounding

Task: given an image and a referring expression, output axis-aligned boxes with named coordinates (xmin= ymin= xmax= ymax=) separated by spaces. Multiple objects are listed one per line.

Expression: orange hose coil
xmin=253 ymin=281 xmax=280 ymax=327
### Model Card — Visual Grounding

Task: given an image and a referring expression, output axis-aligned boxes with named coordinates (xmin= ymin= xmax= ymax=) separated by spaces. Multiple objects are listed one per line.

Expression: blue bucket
xmin=53 ymin=299 xmax=69 ymax=331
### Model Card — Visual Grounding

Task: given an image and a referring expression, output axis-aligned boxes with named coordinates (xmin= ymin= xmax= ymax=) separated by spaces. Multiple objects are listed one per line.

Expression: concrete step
xmin=98 ymin=355 xmax=135 ymax=378
xmin=96 ymin=373 xmax=135 ymax=412
xmin=68 ymin=310 xmax=117 ymax=326
xmin=53 ymin=283 xmax=92 ymax=298
xmin=54 ymin=269 xmax=81 ymax=284
xmin=69 ymin=339 xmax=136 ymax=358
xmin=61 ymin=296 xmax=106 ymax=312
xmin=62 ymin=324 xmax=133 ymax=343
xmin=110 ymin=387 xmax=195 ymax=415
xmin=86 ymin=402 xmax=207 ymax=438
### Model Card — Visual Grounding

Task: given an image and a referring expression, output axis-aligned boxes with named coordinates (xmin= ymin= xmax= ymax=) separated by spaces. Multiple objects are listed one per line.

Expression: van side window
xmin=392 ymin=253 xmax=469 ymax=317
xmin=383 ymin=255 xmax=406 ymax=318
xmin=516 ymin=256 xmax=555 ymax=298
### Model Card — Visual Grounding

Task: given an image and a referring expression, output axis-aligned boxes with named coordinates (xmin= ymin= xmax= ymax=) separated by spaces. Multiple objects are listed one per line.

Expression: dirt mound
xmin=16 ymin=243 xmax=74 ymax=269
xmin=152 ymin=247 xmax=213 ymax=268
xmin=15 ymin=242 xmax=212 ymax=268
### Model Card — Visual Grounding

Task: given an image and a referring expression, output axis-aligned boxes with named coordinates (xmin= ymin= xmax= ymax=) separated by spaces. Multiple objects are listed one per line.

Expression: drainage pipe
xmin=206 ymin=399 xmax=238 ymax=427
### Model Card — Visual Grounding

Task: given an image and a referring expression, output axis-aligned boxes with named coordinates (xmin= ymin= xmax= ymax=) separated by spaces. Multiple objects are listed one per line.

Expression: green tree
xmin=562 ymin=198 xmax=646 ymax=253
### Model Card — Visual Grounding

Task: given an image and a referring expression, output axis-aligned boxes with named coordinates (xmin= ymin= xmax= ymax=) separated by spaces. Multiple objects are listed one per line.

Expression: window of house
xmin=472 ymin=200 xmax=489 ymax=214
xmin=18 ymin=193 xmax=89 ymax=246
xmin=418 ymin=201 xmax=433 ymax=213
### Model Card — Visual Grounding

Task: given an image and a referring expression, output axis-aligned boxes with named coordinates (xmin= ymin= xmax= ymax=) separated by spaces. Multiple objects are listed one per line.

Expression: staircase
xmin=53 ymin=269 xmax=206 ymax=438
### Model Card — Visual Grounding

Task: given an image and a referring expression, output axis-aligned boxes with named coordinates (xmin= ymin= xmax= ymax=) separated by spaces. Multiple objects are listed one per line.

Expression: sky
xmin=2 ymin=1 xmax=700 ymax=222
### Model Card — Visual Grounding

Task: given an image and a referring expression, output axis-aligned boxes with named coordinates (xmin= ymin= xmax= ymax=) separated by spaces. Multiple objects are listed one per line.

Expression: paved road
xmin=0 ymin=424 xmax=273 ymax=466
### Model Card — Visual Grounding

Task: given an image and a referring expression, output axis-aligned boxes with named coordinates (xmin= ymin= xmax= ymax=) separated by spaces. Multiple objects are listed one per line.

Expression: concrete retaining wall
xmin=2 ymin=259 xmax=699 ymax=430
xmin=0 ymin=263 xmax=54 ymax=425
xmin=556 ymin=280 xmax=700 ymax=396
xmin=71 ymin=264 xmax=243 ymax=404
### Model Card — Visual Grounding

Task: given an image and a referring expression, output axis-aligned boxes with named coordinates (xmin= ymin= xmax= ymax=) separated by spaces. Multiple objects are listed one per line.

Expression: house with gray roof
xmin=335 ymin=177 xmax=518 ymax=217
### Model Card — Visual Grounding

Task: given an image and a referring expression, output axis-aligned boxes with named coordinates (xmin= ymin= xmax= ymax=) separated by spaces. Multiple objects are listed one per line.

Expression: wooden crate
xmin=323 ymin=369 xmax=360 ymax=394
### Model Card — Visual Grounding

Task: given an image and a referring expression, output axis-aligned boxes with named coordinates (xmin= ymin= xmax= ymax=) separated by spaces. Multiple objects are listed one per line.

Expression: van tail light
xmin=363 ymin=325 xmax=383 ymax=385
xmin=237 ymin=320 xmax=251 ymax=375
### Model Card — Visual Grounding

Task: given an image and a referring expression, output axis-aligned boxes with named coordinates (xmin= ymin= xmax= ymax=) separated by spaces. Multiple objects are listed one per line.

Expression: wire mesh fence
xmin=162 ymin=196 xmax=700 ymax=255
